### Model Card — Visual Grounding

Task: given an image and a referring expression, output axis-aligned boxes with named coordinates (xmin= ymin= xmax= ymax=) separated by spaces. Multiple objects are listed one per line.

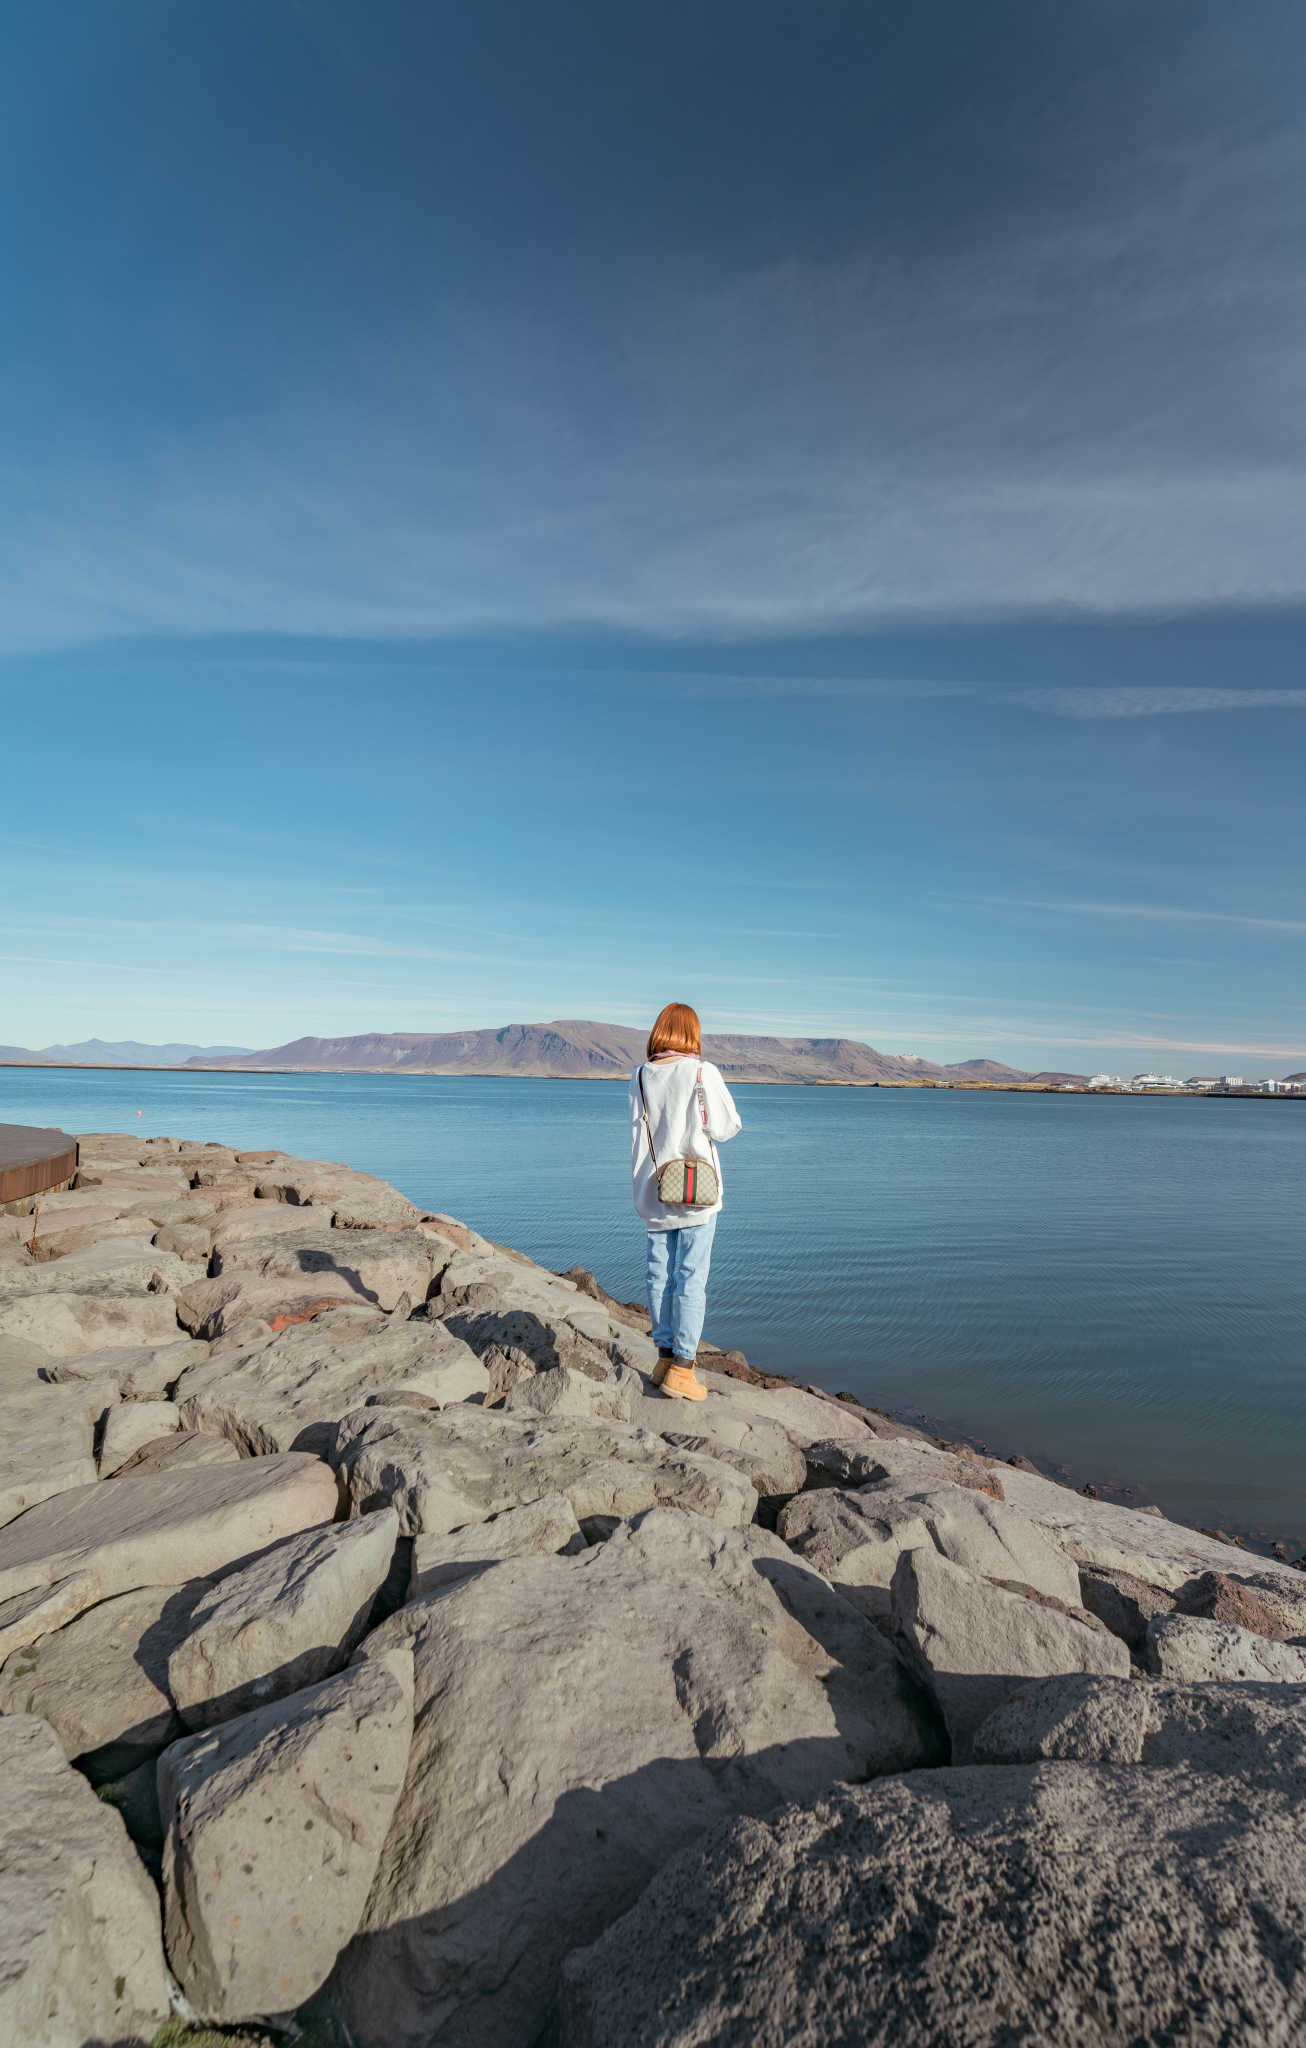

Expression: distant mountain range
xmin=138 ymin=1021 xmax=1086 ymax=1086
xmin=0 ymin=1038 xmax=252 ymax=1067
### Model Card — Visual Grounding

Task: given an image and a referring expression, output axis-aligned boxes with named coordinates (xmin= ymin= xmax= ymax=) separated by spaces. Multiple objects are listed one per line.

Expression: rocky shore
xmin=0 ymin=1128 xmax=1303 ymax=2046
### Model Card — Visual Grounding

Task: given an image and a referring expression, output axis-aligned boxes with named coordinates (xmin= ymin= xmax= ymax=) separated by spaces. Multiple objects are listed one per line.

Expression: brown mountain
xmin=182 ymin=1021 xmax=1080 ymax=1086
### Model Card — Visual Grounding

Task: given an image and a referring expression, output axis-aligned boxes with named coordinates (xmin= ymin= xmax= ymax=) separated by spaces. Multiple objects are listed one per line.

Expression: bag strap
xmin=636 ymin=1066 xmax=661 ymax=1172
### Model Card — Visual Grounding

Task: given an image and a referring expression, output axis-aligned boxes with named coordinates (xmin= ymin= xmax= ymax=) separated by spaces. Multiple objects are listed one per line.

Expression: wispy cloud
xmin=1008 ymin=687 xmax=1306 ymax=719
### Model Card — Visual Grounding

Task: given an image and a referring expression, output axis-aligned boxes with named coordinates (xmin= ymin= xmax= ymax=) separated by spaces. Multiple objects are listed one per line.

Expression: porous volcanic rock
xmin=779 ymin=1476 xmax=1081 ymax=1625
xmin=971 ymin=1671 xmax=1306 ymax=1772
xmin=96 ymin=1398 xmax=181 ymax=1476
xmin=1145 ymin=1611 xmax=1306 ymax=1683
xmin=558 ymin=1761 xmax=1306 ymax=2047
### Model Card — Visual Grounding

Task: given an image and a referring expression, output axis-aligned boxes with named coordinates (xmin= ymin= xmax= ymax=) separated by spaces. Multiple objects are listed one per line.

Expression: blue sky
xmin=2 ymin=2 xmax=1304 ymax=1071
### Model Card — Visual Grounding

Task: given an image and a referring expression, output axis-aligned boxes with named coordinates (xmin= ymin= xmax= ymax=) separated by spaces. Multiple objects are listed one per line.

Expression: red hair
xmin=647 ymin=1003 xmax=702 ymax=1058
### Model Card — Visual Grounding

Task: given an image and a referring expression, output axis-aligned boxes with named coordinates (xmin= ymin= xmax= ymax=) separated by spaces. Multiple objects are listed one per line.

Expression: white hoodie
xmin=629 ymin=1055 xmax=743 ymax=1230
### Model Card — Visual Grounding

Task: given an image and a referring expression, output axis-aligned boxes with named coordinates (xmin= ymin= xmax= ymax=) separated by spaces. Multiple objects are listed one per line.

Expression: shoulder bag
xmin=637 ymin=1063 xmax=720 ymax=1207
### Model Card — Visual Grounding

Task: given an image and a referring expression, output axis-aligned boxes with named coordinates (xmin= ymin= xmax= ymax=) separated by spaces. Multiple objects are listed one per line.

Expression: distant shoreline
xmin=1 ymin=1059 xmax=1302 ymax=1099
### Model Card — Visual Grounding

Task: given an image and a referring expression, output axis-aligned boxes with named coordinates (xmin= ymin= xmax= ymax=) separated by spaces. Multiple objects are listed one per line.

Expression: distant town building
xmin=1221 ymin=1075 xmax=1244 ymax=1088
xmin=1088 ymin=1073 xmax=1125 ymax=1088
xmin=1132 ymin=1073 xmax=1181 ymax=1090
xmin=1186 ymin=1077 xmax=1218 ymax=1089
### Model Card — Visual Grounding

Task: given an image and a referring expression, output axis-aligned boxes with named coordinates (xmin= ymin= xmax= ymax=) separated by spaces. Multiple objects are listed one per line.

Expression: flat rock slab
xmin=97 ymin=1399 xmax=181 ymax=1476
xmin=998 ymin=1460 xmax=1306 ymax=1594
xmin=208 ymin=1222 xmax=447 ymax=1312
xmin=114 ymin=1430 xmax=242 ymax=1478
xmin=170 ymin=1507 xmax=399 ymax=1728
xmin=0 ymin=1376 xmax=118 ymax=1528
xmin=972 ymin=1671 xmax=1306 ymax=1774
xmin=624 ymin=1386 xmax=806 ymax=1496
xmin=0 ymin=1571 xmax=102 ymax=1664
xmin=160 ymin=1647 xmax=414 ymax=2024
xmin=779 ymin=1476 xmax=1081 ymax=1623
xmin=317 ymin=1508 xmax=943 ymax=2048
xmin=0 ymin=1285 xmax=180 ymax=1358
xmin=330 ymin=1401 xmax=758 ymax=1535
xmin=49 ymin=1336 xmax=209 ymax=1398
xmin=1145 ymin=1610 xmax=1306 ymax=1682
xmin=558 ymin=1760 xmax=1306 ymax=2048
xmin=0 ymin=1578 xmax=212 ymax=1780
xmin=891 ymin=1544 xmax=1129 ymax=1762
xmin=408 ymin=1492 xmax=583 ymax=1596
xmin=173 ymin=1310 xmax=488 ymax=1456
xmin=0 ymin=1451 xmax=339 ymax=1605
xmin=0 ymin=1333 xmax=54 ymax=1394
xmin=3 ymin=1238 xmax=192 ymax=1294
xmin=0 ymin=1713 xmax=169 ymax=2046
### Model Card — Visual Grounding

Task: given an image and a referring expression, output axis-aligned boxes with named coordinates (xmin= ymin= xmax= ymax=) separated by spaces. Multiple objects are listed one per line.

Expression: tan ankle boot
xmin=651 ymin=1351 xmax=675 ymax=1388
xmin=661 ymin=1363 xmax=707 ymax=1402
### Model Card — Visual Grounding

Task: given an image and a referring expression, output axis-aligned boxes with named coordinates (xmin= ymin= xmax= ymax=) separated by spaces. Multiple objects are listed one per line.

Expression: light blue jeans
xmin=646 ymin=1214 xmax=718 ymax=1362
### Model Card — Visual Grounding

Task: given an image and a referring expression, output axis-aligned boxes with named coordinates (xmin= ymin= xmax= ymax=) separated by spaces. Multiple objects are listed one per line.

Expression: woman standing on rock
xmin=631 ymin=1002 xmax=742 ymax=1402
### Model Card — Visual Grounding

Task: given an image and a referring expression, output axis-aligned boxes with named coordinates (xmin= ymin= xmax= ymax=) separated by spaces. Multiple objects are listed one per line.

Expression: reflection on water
xmin=2 ymin=1065 xmax=1303 ymax=1544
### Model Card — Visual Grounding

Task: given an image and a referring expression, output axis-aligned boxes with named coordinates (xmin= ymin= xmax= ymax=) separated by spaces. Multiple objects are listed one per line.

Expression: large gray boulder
xmin=330 ymin=1401 xmax=758 ymax=1534
xmin=779 ymin=1475 xmax=1081 ymax=1624
xmin=500 ymin=1360 xmax=638 ymax=1422
xmin=999 ymin=1458 xmax=1306 ymax=1595
xmin=0 ymin=1452 xmax=339 ymax=1605
xmin=558 ymin=1760 xmax=1306 ymax=2047
xmin=1076 ymin=1562 xmax=1176 ymax=1649
xmin=0 ymin=1713 xmax=169 ymax=2046
xmin=114 ymin=1429 xmax=243 ymax=1478
xmin=0 ymin=1571 xmax=102 ymax=1664
xmin=2 ymin=1238 xmax=192 ymax=1294
xmin=159 ymin=1648 xmax=414 ymax=2024
xmin=624 ymin=1386 xmax=806 ymax=1496
xmin=0 ymin=1376 xmax=118 ymax=1527
xmin=0 ymin=1284 xmax=180 ymax=1358
xmin=49 ymin=1335 xmax=209 ymax=1398
xmin=891 ymin=1544 xmax=1130 ymax=1761
xmin=314 ymin=1508 xmax=944 ymax=2048
xmin=971 ymin=1671 xmax=1306 ymax=1772
xmin=0 ymin=1579 xmax=211 ymax=1780
xmin=172 ymin=1307 xmax=488 ymax=1455
xmin=408 ymin=1492 xmax=584 ymax=1597
xmin=169 ymin=1508 xmax=399 ymax=1728
xmin=208 ymin=1221 xmax=448 ymax=1311
xmin=1145 ymin=1611 xmax=1306 ymax=1683
xmin=96 ymin=1398 xmax=181 ymax=1475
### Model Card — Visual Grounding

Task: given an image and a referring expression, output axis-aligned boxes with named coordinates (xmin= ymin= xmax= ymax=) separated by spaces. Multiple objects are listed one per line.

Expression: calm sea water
xmin=3 ymin=1066 xmax=1303 ymax=1546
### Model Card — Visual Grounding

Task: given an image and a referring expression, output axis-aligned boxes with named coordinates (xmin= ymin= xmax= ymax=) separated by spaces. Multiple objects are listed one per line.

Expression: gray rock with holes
xmin=557 ymin=1759 xmax=1306 ymax=2047
xmin=971 ymin=1670 xmax=1306 ymax=1773
xmin=0 ymin=1714 xmax=169 ymax=2045
xmin=159 ymin=1648 xmax=414 ymax=2024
